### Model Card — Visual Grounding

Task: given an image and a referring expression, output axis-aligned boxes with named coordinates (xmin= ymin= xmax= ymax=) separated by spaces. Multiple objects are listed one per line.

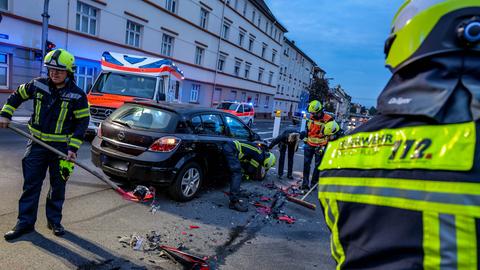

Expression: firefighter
xmin=318 ymin=1 xmax=480 ymax=269
xmin=268 ymin=129 xmax=302 ymax=179
xmin=302 ymin=100 xmax=334 ymax=190
xmin=0 ymin=49 xmax=90 ymax=240
xmin=223 ymin=140 xmax=276 ymax=212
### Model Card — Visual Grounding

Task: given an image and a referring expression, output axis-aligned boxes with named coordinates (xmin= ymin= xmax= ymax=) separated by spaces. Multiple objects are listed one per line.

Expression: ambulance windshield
xmin=91 ymin=72 xmax=157 ymax=99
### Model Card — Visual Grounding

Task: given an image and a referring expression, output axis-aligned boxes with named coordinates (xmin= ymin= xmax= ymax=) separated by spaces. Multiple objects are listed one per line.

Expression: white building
xmin=275 ymin=38 xmax=316 ymax=118
xmin=0 ymin=0 xmax=287 ymax=115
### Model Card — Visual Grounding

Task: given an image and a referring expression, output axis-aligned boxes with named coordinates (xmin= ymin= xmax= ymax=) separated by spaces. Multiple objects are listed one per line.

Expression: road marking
xmin=12 ymin=116 xmax=30 ymax=122
xmin=257 ymin=131 xmax=273 ymax=135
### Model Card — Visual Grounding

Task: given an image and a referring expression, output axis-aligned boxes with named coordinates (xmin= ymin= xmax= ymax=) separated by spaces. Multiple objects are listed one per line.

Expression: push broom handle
xmin=8 ymin=124 xmax=125 ymax=193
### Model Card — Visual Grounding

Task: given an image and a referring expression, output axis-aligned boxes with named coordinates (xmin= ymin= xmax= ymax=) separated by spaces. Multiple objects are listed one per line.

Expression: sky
xmin=265 ymin=0 xmax=404 ymax=107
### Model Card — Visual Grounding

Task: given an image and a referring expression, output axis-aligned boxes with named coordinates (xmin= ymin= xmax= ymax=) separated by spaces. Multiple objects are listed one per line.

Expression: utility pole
xmin=40 ymin=0 xmax=50 ymax=76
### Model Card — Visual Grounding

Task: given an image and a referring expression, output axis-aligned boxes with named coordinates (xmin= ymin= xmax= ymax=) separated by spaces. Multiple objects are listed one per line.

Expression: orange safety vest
xmin=306 ymin=114 xmax=332 ymax=147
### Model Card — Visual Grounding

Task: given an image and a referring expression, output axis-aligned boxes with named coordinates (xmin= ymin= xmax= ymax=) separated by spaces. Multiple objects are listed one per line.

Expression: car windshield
xmin=91 ymin=72 xmax=157 ymax=99
xmin=109 ymin=104 xmax=177 ymax=132
xmin=217 ymin=103 xmax=238 ymax=111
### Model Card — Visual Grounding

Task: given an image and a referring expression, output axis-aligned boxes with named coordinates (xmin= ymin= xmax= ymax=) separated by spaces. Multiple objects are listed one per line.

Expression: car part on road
xmin=285 ymin=183 xmax=318 ymax=210
xmin=169 ymin=161 xmax=203 ymax=201
xmin=8 ymin=124 xmax=152 ymax=203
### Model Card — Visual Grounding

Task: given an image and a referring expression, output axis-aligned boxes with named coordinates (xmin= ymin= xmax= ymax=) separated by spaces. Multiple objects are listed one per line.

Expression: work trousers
xmin=278 ymin=142 xmax=295 ymax=177
xmin=302 ymin=144 xmax=324 ymax=187
xmin=222 ymin=141 xmax=243 ymax=201
xmin=17 ymin=141 xmax=68 ymax=228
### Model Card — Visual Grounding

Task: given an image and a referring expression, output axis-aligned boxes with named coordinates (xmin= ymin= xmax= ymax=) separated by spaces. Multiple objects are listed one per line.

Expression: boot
xmin=47 ymin=222 xmax=65 ymax=236
xmin=229 ymin=199 xmax=249 ymax=212
xmin=4 ymin=224 xmax=34 ymax=240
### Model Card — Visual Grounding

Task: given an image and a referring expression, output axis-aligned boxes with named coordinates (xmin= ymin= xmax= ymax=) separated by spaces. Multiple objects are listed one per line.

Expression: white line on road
xmin=257 ymin=131 xmax=273 ymax=135
xmin=12 ymin=117 xmax=30 ymax=122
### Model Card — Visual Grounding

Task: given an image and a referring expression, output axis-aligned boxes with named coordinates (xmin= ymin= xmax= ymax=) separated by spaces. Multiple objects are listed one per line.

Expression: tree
xmin=307 ymin=77 xmax=330 ymax=104
xmin=368 ymin=106 xmax=377 ymax=116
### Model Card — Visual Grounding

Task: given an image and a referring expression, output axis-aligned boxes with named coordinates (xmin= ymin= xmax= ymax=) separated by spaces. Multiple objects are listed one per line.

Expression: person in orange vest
xmin=301 ymin=100 xmax=334 ymax=190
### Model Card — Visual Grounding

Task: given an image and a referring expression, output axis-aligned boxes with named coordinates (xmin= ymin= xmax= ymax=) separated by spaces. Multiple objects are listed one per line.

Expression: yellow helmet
xmin=324 ymin=121 xmax=340 ymax=136
xmin=44 ymin=49 xmax=76 ymax=73
xmin=263 ymin=152 xmax=276 ymax=170
xmin=308 ymin=100 xmax=323 ymax=113
xmin=385 ymin=0 xmax=480 ymax=73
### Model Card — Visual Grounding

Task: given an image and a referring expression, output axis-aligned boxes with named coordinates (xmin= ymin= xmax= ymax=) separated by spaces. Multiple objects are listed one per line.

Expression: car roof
xmin=220 ymin=101 xmax=252 ymax=105
xmin=125 ymin=100 xmax=224 ymax=115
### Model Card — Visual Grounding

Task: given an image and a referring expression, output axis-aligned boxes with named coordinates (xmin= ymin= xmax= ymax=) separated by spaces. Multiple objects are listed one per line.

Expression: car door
xmin=236 ymin=104 xmax=246 ymax=123
xmin=190 ymin=113 xmax=229 ymax=178
xmin=223 ymin=114 xmax=254 ymax=142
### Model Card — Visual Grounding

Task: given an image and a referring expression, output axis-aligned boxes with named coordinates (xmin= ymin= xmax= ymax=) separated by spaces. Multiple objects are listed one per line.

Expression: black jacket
xmin=0 ymin=77 xmax=90 ymax=152
xmin=268 ymin=128 xmax=303 ymax=149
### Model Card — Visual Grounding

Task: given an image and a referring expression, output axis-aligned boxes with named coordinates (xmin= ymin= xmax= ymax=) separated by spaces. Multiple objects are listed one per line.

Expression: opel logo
xmin=117 ymin=131 xmax=125 ymax=141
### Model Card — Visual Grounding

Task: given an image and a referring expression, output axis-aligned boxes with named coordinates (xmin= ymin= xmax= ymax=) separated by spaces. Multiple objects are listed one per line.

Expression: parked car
xmin=91 ymin=101 xmax=264 ymax=201
xmin=217 ymin=101 xmax=255 ymax=127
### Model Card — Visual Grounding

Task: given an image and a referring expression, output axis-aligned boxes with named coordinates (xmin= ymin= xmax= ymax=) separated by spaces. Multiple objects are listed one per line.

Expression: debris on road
xmin=278 ymin=215 xmax=296 ymax=224
xmin=189 ymin=225 xmax=200 ymax=230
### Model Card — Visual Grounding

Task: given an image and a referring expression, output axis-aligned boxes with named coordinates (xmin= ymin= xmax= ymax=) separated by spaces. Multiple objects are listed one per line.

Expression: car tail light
xmin=149 ymin=136 xmax=181 ymax=152
xmin=97 ymin=123 xmax=102 ymax=138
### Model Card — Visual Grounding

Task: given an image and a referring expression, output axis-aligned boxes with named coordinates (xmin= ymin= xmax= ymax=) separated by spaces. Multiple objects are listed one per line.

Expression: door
xmin=224 ymin=114 xmax=252 ymax=142
xmin=190 ymin=113 xmax=229 ymax=177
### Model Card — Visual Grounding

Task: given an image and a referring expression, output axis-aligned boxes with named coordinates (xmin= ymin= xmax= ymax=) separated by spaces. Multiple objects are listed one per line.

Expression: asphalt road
xmin=0 ymin=120 xmax=335 ymax=270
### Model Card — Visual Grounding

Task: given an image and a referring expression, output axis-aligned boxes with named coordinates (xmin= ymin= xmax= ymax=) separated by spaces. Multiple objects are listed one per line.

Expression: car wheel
xmin=253 ymin=167 xmax=267 ymax=181
xmin=169 ymin=162 xmax=203 ymax=202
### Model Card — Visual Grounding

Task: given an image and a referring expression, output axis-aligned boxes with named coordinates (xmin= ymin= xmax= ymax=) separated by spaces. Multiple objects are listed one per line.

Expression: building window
xmin=161 ymin=34 xmax=174 ymax=56
xmin=264 ymin=95 xmax=270 ymax=108
xmin=199 ymin=8 xmax=209 ymax=29
xmin=0 ymin=53 xmax=8 ymax=89
xmin=190 ymin=84 xmax=200 ymax=103
xmin=238 ymin=31 xmax=245 ymax=47
xmin=234 ymin=0 xmax=238 ymax=10
xmin=241 ymin=92 xmax=246 ymax=102
xmin=261 ymin=45 xmax=267 ymax=58
xmin=213 ymin=88 xmax=222 ymax=104
xmin=234 ymin=60 xmax=241 ymax=76
xmin=217 ymin=54 xmax=226 ymax=71
xmin=221 ymin=22 xmax=230 ymax=39
xmin=254 ymin=94 xmax=259 ymax=107
xmin=265 ymin=21 xmax=269 ymax=33
xmin=258 ymin=68 xmax=264 ymax=82
xmin=248 ymin=38 xmax=254 ymax=51
xmin=125 ymin=20 xmax=142 ymax=48
xmin=243 ymin=0 xmax=247 ymax=16
xmin=165 ymin=0 xmax=178 ymax=13
xmin=244 ymin=63 xmax=251 ymax=79
xmin=257 ymin=16 xmax=261 ymax=27
xmin=272 ymin=50 xmax=277 ymax=62
xmin=268 ymin=71 xmax=274 ymax=85
xmin=274 ymin=28 xmax=278 ymax=40
xmin=231 ymin=90 xmax=237 ymax=100
xmin=195 ymin=46 xmax=204 ymax=65
xmin=251 ymin=10 xmax=256 ymax=22
xmin=75 ymin=65 xmax=98 ymax=92
xmin=0 ymin=0 xmax=7 ymax=10
xmin=76 ymin=1 xmax=98 ymax=35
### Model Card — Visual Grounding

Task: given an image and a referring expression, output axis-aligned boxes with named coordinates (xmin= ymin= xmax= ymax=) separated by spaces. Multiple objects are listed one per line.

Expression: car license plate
xmin=101 ymin=155 xmax=129 ymax=171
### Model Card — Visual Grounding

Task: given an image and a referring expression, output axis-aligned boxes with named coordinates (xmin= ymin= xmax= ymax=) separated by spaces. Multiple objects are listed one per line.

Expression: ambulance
xmin=217 ymin=101 xmax=255 ymax=127
xmin=86 ymin=52 xmax=184 ymax=134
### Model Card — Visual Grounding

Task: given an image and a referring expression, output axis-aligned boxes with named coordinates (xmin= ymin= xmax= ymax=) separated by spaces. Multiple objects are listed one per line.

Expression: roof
xmin=284 ymin=38 xmax=317 ymax=66
xmin=251 ymin=0 xmax=288 ymax=33
xmin=127 ymin=100 xmax=221 ymax=115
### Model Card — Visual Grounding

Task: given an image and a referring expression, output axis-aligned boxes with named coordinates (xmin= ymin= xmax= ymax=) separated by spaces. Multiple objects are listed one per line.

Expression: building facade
xmin=327 ymin=84 xmax=351 ymax=127
xmin=275 ymin=38 xmax=316 ymax=118
xmin=0 ymin=0 xmax=287 ymax=115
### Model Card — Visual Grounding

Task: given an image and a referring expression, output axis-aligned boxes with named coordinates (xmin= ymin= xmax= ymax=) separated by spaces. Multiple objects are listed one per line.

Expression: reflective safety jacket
xmin=233 ymin=140 xmax=265 ymax=174
xmin=0 ymin=77 xmax=90 ymax=153
xmin=318 ymin=115 xmax=479 ymax=269
xmin=305 ymin=114 xmax=333 ymax=147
